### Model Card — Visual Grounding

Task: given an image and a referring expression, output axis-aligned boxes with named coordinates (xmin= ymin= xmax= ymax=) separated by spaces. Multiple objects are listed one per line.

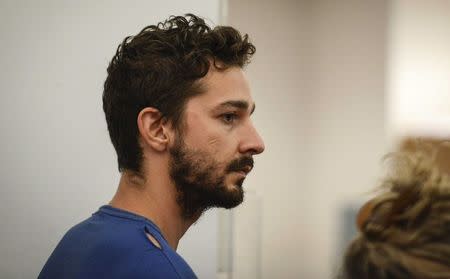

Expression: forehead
xmin=187 ymin=66 xmax=254 ymax=110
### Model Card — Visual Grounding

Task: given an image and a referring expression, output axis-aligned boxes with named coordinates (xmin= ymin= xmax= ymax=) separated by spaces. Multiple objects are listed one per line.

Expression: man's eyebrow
xmin=215 ymin=100 xmax=256 ymax=115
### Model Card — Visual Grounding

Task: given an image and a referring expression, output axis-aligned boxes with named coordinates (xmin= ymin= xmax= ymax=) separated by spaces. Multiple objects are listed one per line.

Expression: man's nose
xmin=239 ymin=123 xmax=265 ymax=155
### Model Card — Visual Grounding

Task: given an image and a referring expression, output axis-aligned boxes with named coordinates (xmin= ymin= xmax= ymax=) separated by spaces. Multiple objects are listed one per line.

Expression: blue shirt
xmin=38 ymin=205 xmax=197 ymax=279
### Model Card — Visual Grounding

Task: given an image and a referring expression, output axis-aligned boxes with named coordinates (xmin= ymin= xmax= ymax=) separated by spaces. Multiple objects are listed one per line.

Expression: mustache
xmin=226 ymin=156 xmax=254 ymax=173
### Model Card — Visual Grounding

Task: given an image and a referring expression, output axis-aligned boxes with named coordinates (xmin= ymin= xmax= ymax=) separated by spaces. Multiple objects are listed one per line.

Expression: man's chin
xmin=217 ymin=197 xmax=244 ymax=209
xmin=225 ymin=182 xmax=243 ymax=191
xmin=214 ymin=186 xmax=244 ymax=209
xmin=226 ymin=173 xmax=246 ymax=188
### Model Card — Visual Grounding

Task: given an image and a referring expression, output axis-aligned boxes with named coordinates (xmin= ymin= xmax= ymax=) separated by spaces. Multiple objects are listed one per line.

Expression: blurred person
xmin=38 ymin=14 xmax=264 ymax=279
xmin=339 ymin=144 xmax=450 ymax=279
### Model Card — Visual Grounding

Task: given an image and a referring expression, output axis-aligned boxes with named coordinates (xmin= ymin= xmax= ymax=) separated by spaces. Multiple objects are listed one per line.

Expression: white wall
xmin=388 ymin=0 xmax=450 ymax=140
xmin=228 ymin=1 xmax=388 ymax=278
xmin=0 ymin=1 xmax=221 ymax=278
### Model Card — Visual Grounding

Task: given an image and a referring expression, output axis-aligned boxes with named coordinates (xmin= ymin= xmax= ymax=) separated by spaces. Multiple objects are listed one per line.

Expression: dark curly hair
xmin=103 ymin=14 xmax=256 ymax=174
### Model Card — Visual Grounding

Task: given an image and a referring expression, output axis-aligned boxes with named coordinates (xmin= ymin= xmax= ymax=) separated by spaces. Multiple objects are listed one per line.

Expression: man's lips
xmin=232 ymin=165 xmax=253 ymax=176
xmin=241 ymin=165 xmax=253 ymax=174
xmin=227 ymin=156 xmax=254 ymax=175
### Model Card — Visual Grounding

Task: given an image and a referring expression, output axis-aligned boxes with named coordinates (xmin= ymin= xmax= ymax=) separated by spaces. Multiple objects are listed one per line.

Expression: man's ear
xmin=137 ymin=107 xmax=171 ymax=152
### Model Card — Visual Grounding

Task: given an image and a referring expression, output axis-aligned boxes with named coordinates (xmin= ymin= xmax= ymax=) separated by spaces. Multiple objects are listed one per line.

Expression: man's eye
xmin=221 ymin=113 xmax=238 ymax=124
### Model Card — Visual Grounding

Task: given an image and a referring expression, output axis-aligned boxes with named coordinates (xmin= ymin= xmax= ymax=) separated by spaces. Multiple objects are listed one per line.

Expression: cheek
xmin=183 ymin=113 xmax=222 ymax=149
xmin=207 ymin=136 xmax=239 ymax=166
xmin=183 ymin=112 xmax=238 ymax=159
xmin=183 ymin=112 xmax=212 ymax=144
xmin=206 ymin=136 xmax=220 ymax=148
xmin=189 ymin=132 xmax=235 ymax=164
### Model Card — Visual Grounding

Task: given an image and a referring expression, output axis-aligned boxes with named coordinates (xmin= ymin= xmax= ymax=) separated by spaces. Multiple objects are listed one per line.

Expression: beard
xmin=169 ymin=137 xmax=254 ymax=219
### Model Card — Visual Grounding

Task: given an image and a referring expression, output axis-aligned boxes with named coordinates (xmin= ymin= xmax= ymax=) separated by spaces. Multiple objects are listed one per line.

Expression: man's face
xmin=169 ymin=66 xmax=265 ymax=218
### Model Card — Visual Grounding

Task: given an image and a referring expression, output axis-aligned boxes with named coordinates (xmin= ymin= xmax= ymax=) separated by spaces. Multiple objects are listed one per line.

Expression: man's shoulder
xmin=132 ymin=251 xmax=186 ymax=279
xmin=39 ymin=215 xmax=185 ymax=278
xmin=60 ymin=211 xmax=157 ymax=253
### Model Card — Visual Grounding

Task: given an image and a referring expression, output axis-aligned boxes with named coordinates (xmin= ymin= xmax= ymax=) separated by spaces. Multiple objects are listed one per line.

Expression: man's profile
xmin=38 ymin=14 xmax=264 ymax=279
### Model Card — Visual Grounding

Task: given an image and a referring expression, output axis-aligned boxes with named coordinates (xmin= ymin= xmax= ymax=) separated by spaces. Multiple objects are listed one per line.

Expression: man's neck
xmin=109 ymin=171 xmax=199 ymax=250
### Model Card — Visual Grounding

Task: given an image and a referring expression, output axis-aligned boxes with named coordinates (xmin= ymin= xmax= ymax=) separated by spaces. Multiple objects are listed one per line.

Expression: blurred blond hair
xmin=340 ymin=141 xmax=450 ymax=279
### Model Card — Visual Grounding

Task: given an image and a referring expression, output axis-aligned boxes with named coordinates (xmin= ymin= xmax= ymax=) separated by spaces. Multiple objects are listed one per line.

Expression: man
xmin=38 ymin=14 xmax=264 ymax=279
